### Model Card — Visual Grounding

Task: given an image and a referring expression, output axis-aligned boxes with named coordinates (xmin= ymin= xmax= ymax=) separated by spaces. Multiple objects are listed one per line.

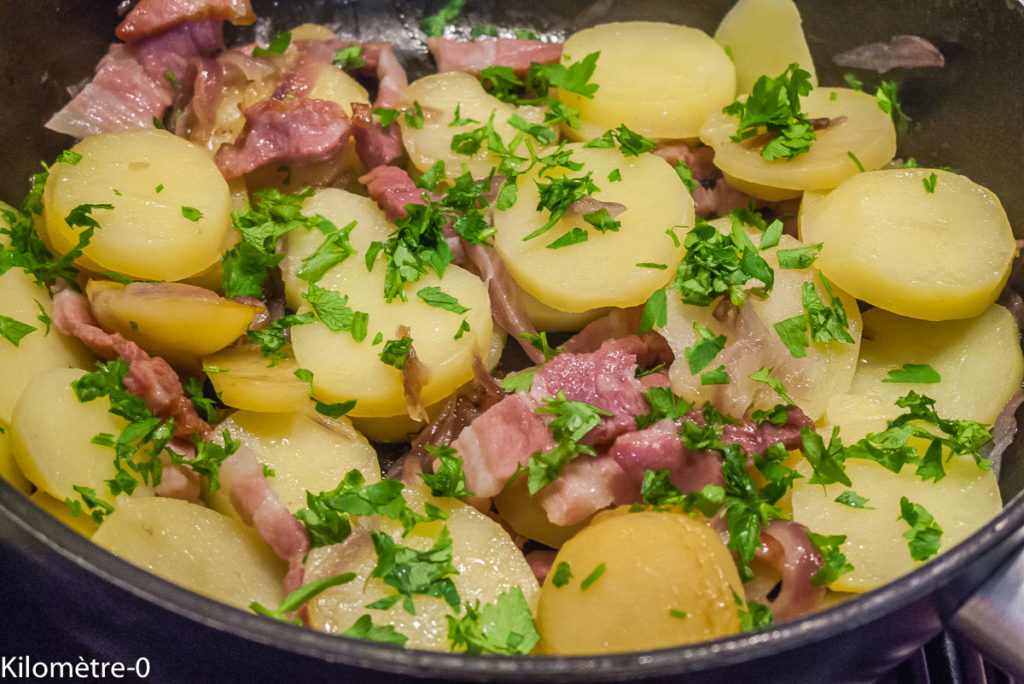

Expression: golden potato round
xmin=44 ymin=128 xmax=232 ymax=281
xmin=700 ymin=87 xmax=896 ymax=195
xmin=559 ymin=22 xmax=735 ymax=141
xmin=493 ymin=144 xmax=691 ymax=313
xmin=203 ymin=344 xmax=310 ymax=413
xmin=535 ymin=509 xmax=743 ymax=655
xmin=800 ymin=168 xmax=1015 ymax=320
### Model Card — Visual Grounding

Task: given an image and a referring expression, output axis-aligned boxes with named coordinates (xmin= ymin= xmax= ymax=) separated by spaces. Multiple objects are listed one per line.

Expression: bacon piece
xmin=215 ymin=98 xmax=351 ymax=178
xmin=610 ymin=418 xmax=723 ymax=494
xmin=461 ymin=241 xmax=545 ymax=364
xmin=117 ymin=0 xmax=256 ymax=42
xmin=351 ymin=103 xmax=405 ymax=170
xmin=428 ymin=37 xmax=563 ymax=76
xmin=219 ymin=441 xmax=310 ymax=593
xmin=562 ymin=309 xmax=674 ymax=369
xmin=833 ymin=35 xmax=945 ymax=73
xmin=654 ymin=143 xmax=720 ymax=183
xmin=754 ymin=520 xmax=826 ymax=622
xmin=374 ymin=44 xmax=409 ymax=109
xmin=359 ymin=165 xmax=429 ymax=221
xmin=160 ymin=438 xmax=203 ymax=501
xmin=537 ymin=452 xmax=634 ymax=526
xmin=721 ymin=405 xmax=814 ymax=455
xmin=131 ymin=19 xmax=224 ymax=83
xmin=526 ymin=549 xmax=557 ymax=585
xmin=52 ymin=289 xmax=210 ymax=437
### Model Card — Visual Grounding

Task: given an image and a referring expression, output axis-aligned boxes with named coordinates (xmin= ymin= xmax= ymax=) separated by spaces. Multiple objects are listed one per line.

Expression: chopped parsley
xmin=748 ymin=366 xmax=795 ymax=405
xmin=898 ymin=497 xmax=943 ymax=561
xmin=776 ymin=243 xmax=822 ymax=269
xmin=64 ymin=485 xmax=114 ymax=525
xmin=369 ymin=528 xmax=461 ymax=615
xmin=302 ymin=283 xmax=369 ymax=342
xmin=446 ymin=586 xmax=540 ymax=655
xmin=366 ymin=201 xmax=453 ymax=302
xmin=0 ymin=315 xmax=36 ymax=347
xmin=773 ymin=276 xmax=854 ymax=358
xmin=723 ymin=63 xmax=817 ymax=161
xmin=342 ymin=615 xmax=409 ymax=646
xmin=252 ymin=31 xmax=292 ymax=58
xmin=518 ymin=331 xmax=561 ymax=362
xmin=252 ymin=572 xmax=356 ymax=625
xmin=584 ymin=124 xmax=657 ymax=157
xmin=333 ymin=46 xmax=366 ymax=70
xmin=579 ymin=563 xmax=606 ymax=591
xmin=420 ymin=0 xmax=466 ymax=37
xmin=525 ymin=390 xmax=611 ymax=494
xmin=418 ymin=445 xmax=473 ymax=498
xmin=379 ymin=335 xmax=414 ymax=370
xmin=524 ymin=172 xmax=600 ymax=242
xmin=296 ymin=220 xmax=357 ymax=284
xmin=922 ymin=172 xmax=938 ymax=194
xmin=638 ymin=288 xmax=667 ymax=334
xmin=180 ymin=206 xmax=203 ymax=222
xmin=499 ymin=370 xmax=535 ymax=394
xmin=806 ymin=532 xmax=854 ymax=585
xmin=636 ymin=386 xmax=691 ymax=430
xmin=416 ymin=286 xmax=470 ymax=314
xmin=684 ymin=322 xmax=726 ymax=375
xmin=246 ymin=312 xmax=316 ymax=364
xmin=835 ymin=490 xmax=873 ymax=509
xmin=883 ymin=364 xmax=941 ymax=384
xmin=551 ymin=562 xmax=573 ymax=588
xmin=674 ymin=159 xmax=698 ymax=194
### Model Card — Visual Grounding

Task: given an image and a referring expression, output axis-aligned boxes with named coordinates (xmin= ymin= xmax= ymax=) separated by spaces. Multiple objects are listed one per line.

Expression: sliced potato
xmin=714 ymin=0 xmax=817 ymax=94
xmin=800 ymin=168 xmax=1015 ymax=320
xmin=492 ymin=475 xmax=587 ymax=549
xmin=493 ymin=144 xmax=691 ymax=313
xmin=0 ymin=249 xmax=93 ymax=424
xmin=559 ymin=22 xmax=735 ymax=141
xmin=518 ymin=284 xmax=611 ymax=333
xmin=92 ymin=496 xmax=286 ymax=611
xmin=31 ymin=490 xmax=97 ymax=537
xmin=535 ymin=508 xmax=743 ymax=655
xmin=86 ymin=280 xmax=260 ymax=367
xmin=399 ymin=71 xmax=529 ymax=179
xmin=825 ymin=304 xmax=1024 ymax=440
xmin=283 ymin=189 xmax=493 ymax=417
xmin=12 ymin=367 xmax=154 ymax=505
xmin=792 ymin=452 xmax=1001 ymax=592
xmin=44 ymin=128 xmax=232 ymax=281
xmin=203 ymin=344 xmax=310 ymax=413
xmin=700 ymin=87 xmax=896 ymax=195
xmin=308 ymin=62 xmax=371 ymax=119
xmin=206 ymin=406 xmax=380 ymax=517
xmin=659 ymin=224 xmax=861 ymax=420
xmin=0 ymin=421 xmax=31 ymax=494
xmin=305 ymin=485 xmax=540 ymax=651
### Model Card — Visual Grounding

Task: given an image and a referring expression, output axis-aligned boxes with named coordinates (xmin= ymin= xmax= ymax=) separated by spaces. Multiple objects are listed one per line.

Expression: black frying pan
xmin=1 ymin=1 xmax=1023 ymax=682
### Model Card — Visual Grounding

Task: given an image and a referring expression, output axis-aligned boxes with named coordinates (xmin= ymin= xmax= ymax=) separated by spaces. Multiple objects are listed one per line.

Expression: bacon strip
xmin=428 ymin=37 xmax=563 ymax=76
xmin=755 ymin=520 xmax=826 ymax=622
xmin=117 ymin=0 xmax=256 ymax=42
xmin=833 ymin=35 xmax=945 ymax=73
xmin=359 ymin=165 xmax=430 ymax=221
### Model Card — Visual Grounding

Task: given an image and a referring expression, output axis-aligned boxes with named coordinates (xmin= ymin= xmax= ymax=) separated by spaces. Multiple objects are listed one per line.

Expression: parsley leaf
xmin=580 ymin=563 xmax=606 ymax=590
xmin=519 ymin=331 xmax=561 ymax=362
xmin=684 ymin=322 xmax=726 ymax=375
xmin=370 ymin=528 xmax=461 ymax=615
xmin=806 ymin=531 xmax=854 ymax=585
xmin=246 ymin=312 xmax=316 ymax=362
xmin=420 ymin=0 xmax=466 ymax=37
xmin=636 ymin=386 xmax=691 ymax=430
xmin=835 ymin=490 xmax=873 ymax=509
xmin=416 ymin=286 xmax=470 ymax=314
xmin=0 ymin=315 xmax=36 ymax=347
xmin=748 ymin=366 xmax=795 ymax=405
xmin=302 ymin=283 xmax=369 ymax=342
xmin=252 ymin=572 xmax=356 ymax=625
xmin=723 ymin=63 xmax=816 ymax=161
xmin=341 ymin=615 xmax=409 ymax=646
xmin=525 ymin=172 xmax=600 ymax=241
xmin=65 ymin=485 xmax=114 ymax=525
xmin=447 ymin=586 xmax=540 ymax=655
xmin=883 ymin=364 xmax=941 ymax=384
xmin=799 ymin=426 xmax=852 ymax=487
xmin=181 ymin=206 xmax=203 ymax=222
xmin=551 ymin=562 xmax=572 ymax=588
xmin=584 ymin=124 xmax=656 ymax=157
xmin=526 ymin=390 xmax=611 ymax=494
xmin=776 ymin=243 xmax=822 ymax=269
xmin=638 ymin=288 xmax=667 ymax=334
xmin=296 ymin=220 xmax=356 ymax=284
xmin=499 ymin=370 xmax=535 ymax=394
xmin=253 ymin=31 xmax=292 ymax=58
xmin=333 ymin=46 xmax=366 ymax=70
xmin=419 ymin=445 xmax=473 ymax=498
xmin=379 ymin=335 xmax=413 ymax=370
xmin=898 ymin=496 xmax=943 ymax=561
xmin=674 ymin=159 xmax=699 ymax=194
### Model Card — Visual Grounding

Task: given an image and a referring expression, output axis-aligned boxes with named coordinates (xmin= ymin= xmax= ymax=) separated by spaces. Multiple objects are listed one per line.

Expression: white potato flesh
xmin=559 ymin=22 xmax=735 ymax=141
xmin=31 ymin=490 xmax=97 ymax=537
xmin=799 ymin=168 xmax=1015 ymax=321
xmin=399 ymin=71 xmax=530 ymax=179
xmin=700 ymin=87 xmax=896 ymax=194
xmin=86 ymin=280 xmax=261 ymax=367
xmin=493 ymin=145 xmax=691 ymax=313
xmin=824 ymin=304 xmax=1024 ymax=441
xmin=282 ymin=189 xmax=493 ymax=417
xmin=518 ymin=284 xmax=611 ymax=333
xmin=659 ymin=226 xmax=861 ymax=420
xmin=0 ymin=237 xmax=93 ymax=424
xmin=92 ymin=496 xmax=286 ymax=611
xmin=11 ymin=367 xmax=154 ymax=505
xmin=305 ymin=485 xmax=540 ymax=651
xmin=714 ymin=0 xmax=817 ymax=94
xmin=43 ymin=128 xmax=231 ymax=281
xmin=792 ymin=454 xmax=1001 ymax=593
xmin=308 ymin=64 xmax=371 ymax=118
xmin=206 ymin=406 xmax=380 ymax=517
xmin=203 ymin=344 xmax=311 ymax=414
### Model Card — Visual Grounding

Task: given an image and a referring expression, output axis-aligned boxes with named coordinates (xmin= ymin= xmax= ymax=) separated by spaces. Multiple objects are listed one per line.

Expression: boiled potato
xmin=86 ymin=280 xmax=261 ymax=367
xmin=825 ymin=304 xmax=1024 ymax=440
xmin=30 ymin=490 xmax=97 ymax=537
xmin=206 ymin=406 xmax=380 ymax=517
xmin=282 ymin=189 xmax=493 ymax=417
xmin=399 ymin=72 xmax=536 ymax=179
xmin=714 ymin=0 xmax=817 ymax=94
xmin=535 ymin=508 xmax=743 ymax=655
xmin=305 ymin=485 xmax=540 ymax=651
xmin=0 ymin=422 xmax=31 ymax=494
xmin=11 ymin=367 xmax=154 ymax=506
xmin=44 ymin=128 xmax=231 ymax=281
xmin=0 ymin=241 xmax=93 ymax=424
xmin=792 ymin=452 xmax=1001 ymax=592
xmin=518 ymin=284 xmax=611 ymax=333
xmin=492 ymin=475 xmax=587 ymax=549
xmin=92 ymin=496 xmax=286 ymax=611
xmin=659 ymin=223 xmax=861 ymax=420
xmin=493 ymin=144 xmax=691 ymax=313
xmin=800 ymin=168 xmax=1015 ymax=320
xmin=203 ymin=344 xmax=310 ymax=413
xmin=700 ymin=87 xmax=896 ymax=195
xmin=308 ymin=62 xmax=371 ymax=119
xmin=558 ymin=22 xmax=735 ymax=141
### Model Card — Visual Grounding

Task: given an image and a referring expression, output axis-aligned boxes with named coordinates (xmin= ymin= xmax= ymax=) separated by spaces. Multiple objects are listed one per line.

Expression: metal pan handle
xmin=949 ymin=547 xmax=1024 ymax=678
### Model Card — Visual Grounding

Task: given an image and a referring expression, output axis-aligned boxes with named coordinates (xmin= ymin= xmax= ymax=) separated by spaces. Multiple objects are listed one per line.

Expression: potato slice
xmin=44 ymin=128 xmax=232 ymax=281
xmin=308 ymin=62 xmax=371 ymax=119
xmin=206 ymin=406 xmax=380 ymax=518
xmin=282 ymin=189 xmax=493 ymax=417
xmin=86 ymin=280 xmax=261 ymax=367
xmin=518 ymin=284 xmax=611 ymax=333
xmin=203 ymin=344 xmax=310 ymax=413
xmin=700 ymin=87 xmax=896 ymax=195
xmin=492 ymin=475 xmax=587 ymax=549
xmin=824 ymin=304 xmax=1024 ymax=440
xmin=799 ymin=168 xmax=1015 ymax=320
xmin=12 ymin=367 xmax=154 ymax=505
xmin=714 ymin=0 xmax=817 ymax=94
xmin=31 ymin=490 xmax=97 ymax=537
xmin=92 ymin=496 xmax=286 ymax=611
xmin=493 ymin=144 xmax=691 ymax=313
xmin=305 ymin=485 xmax=540 ymax=651
xmin=535 ymin=508 xmax=743 ymax=655
xmin=0 ymin=243 xmax=93 ymax=424
xmin=792 ymin=453 xmax=1001 ymax=592
xmin=0 ymin=421 xmax=31 ymax=494
xmin=559 ymin=22 xmax=735 ymax=141
xmin=659 ymin=224 xmax=861 ymax=420
xmin=399 ymin=72 xmax=530 ymax=179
